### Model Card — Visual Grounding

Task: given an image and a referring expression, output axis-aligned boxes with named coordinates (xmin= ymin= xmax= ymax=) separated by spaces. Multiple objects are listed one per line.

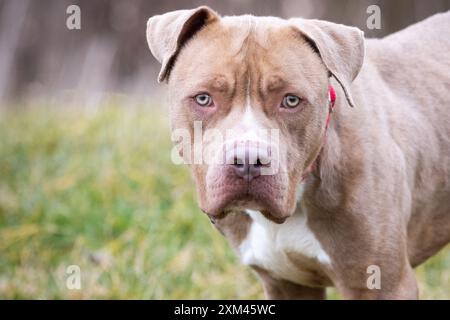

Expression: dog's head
xmin=146 ymin=7 xmax=364 ymax=223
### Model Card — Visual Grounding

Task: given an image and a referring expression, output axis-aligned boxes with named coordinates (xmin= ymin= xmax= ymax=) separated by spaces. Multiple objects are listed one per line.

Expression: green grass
xmin=0 ymin=103 xmax=448 ymax=299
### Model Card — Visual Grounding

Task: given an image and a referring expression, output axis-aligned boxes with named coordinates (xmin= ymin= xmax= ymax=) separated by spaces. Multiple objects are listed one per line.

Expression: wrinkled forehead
xmin=169 ymin=15 xmax=325 ymax=94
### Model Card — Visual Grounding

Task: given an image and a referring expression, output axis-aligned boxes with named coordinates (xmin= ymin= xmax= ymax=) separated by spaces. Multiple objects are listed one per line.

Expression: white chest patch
xmin=239 ymin=201 xmax=332 ymax=285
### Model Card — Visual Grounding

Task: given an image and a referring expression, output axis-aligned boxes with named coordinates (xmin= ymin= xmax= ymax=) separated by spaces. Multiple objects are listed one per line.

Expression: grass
xmin=0 ymin=103 xmax=448 ymax=299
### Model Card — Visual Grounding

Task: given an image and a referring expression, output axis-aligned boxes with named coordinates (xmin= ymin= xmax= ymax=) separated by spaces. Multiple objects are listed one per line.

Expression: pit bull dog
xmin=146 ymin=7 xmax=450 ymax=299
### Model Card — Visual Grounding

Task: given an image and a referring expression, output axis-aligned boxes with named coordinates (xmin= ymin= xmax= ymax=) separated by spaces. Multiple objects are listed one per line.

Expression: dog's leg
xmin=336 ymin=263 xmax=419 ymax=299
xmin=254 ymin=267 xmax=326 ymax=300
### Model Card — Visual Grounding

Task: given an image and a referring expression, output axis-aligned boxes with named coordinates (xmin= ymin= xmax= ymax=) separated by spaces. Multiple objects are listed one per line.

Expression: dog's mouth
xmin=202 ymin=173 xmax=292 ymax=224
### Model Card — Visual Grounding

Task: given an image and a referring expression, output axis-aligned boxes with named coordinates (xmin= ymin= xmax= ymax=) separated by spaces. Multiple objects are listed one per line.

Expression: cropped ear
xmin=289 ymin=19 xmax=365 ymax=107
xmin=146 ymin=6 xmax=219 ymax=83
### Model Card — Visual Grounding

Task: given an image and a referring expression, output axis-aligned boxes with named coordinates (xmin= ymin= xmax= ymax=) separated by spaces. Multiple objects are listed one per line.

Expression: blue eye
xmin=282 ymin=95 xmax=301 ymax=108
xmin=194 ymin=94 xmax=213 ymax=107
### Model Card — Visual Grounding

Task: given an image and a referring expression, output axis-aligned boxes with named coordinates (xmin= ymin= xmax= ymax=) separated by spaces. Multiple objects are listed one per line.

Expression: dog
xmin=146 ymin=7 xmax=450 ymax=299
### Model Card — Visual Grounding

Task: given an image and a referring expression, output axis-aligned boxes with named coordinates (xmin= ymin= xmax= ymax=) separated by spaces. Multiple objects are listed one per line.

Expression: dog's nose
xmin=229 ymin=143 xmax=271 ymax=182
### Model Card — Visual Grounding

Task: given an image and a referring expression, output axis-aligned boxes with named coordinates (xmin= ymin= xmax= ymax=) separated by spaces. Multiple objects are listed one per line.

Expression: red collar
xmin=325 ymin=84 xmax=336 ymax=130
xmin=301 ymin=84 xmax=336 ymax=181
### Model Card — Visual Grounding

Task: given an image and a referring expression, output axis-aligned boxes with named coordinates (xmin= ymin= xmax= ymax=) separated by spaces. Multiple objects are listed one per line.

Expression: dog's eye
xmin=281 ymin=95 xmax=301 ymax=108
xmin=194 ymin=94 xmax=213 ymax=107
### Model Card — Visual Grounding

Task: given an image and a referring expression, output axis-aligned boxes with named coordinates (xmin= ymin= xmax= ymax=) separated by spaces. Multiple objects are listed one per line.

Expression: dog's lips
xmin=202 ymin=169 xmax=291 ymax=224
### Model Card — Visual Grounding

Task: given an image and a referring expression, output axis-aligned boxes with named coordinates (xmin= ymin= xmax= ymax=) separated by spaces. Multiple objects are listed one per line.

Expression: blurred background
xmin=2 ymin=0 xmax=450 ymax=105
xmin=0 ymin=0 xmax=449 ymax=299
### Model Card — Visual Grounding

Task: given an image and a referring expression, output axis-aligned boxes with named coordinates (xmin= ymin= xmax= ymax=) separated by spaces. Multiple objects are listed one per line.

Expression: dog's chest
xmin=239 ymin=209 xmax=332 ymax=286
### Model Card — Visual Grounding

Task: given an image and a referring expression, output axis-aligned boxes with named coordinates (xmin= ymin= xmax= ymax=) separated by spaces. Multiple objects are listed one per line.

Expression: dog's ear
xmin=146 ymin=6 xmax=219 ymax=83
xmin=289 ymin=19 xmax=365 ymax=107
